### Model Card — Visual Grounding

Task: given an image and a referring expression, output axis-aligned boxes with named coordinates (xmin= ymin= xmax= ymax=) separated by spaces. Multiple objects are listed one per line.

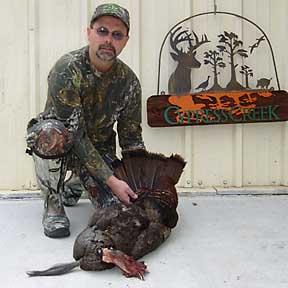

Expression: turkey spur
xmin=27 ymin=149 xmax=186 ymax=280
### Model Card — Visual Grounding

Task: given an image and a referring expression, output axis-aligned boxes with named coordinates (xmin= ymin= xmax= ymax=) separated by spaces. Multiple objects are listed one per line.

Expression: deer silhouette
xmin=168 ymin=26 xmax=210 ymax=95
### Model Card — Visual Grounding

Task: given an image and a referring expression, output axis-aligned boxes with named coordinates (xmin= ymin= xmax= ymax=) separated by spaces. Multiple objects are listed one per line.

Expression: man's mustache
xmin=99 ymin=44 xmax=116 ymax=53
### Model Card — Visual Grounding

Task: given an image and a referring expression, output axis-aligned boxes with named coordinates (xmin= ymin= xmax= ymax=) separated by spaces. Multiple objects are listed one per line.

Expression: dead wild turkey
xmin=27 ymin=149 xmax=186 ymax=280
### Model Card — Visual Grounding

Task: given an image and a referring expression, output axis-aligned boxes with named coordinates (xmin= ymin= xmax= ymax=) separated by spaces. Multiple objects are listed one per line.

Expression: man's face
xmin=87 ymin=16 xmax=129 ymax=62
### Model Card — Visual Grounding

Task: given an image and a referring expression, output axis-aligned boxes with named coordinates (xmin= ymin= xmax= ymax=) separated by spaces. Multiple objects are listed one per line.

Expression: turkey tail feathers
xmin=111 ymin=159 xmax=130 ymax=185
xmin=112 ymin=149 xmax=186 ymax=207
xmin=161 ymin=154 xmax=186 ymax=184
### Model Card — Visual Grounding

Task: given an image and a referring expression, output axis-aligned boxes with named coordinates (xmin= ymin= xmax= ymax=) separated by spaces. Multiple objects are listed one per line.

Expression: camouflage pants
xmin=29 ymin=118 xmax=118 ymax=209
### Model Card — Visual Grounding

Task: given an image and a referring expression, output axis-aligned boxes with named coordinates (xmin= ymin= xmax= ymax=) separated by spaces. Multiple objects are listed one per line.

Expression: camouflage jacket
xmin=44 ymin=46 xmax=144 ymax=183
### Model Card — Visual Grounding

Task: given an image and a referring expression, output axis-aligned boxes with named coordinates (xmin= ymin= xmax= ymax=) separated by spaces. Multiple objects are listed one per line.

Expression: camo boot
xmin=43 ymin=189 xmax=70 ymax=238
xmin=33 ymin=154 xmax=70 ymax=238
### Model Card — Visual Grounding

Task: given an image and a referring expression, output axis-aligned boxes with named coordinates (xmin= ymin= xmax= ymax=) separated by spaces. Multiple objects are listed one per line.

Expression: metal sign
xmin=147 ymin=90 xmax=288 ymax=127
xmin=147 ymin=11 xmax=287 ymax=127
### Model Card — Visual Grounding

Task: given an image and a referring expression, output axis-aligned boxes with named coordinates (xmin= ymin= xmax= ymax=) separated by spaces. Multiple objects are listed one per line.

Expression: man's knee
xmin=27 ymin=118 xmax=73 ymax=159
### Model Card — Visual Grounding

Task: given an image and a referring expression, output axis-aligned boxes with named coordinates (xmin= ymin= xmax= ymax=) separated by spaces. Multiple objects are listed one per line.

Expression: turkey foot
xmin=102 ymin=248 xmax=147 ymax=280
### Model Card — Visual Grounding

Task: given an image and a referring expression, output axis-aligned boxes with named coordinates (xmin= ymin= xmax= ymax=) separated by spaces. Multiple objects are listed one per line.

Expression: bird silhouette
xmin=249 ymin=35 xmax=265 ymax=54
xmin=195 ymin=75 xmax=210 ymax=91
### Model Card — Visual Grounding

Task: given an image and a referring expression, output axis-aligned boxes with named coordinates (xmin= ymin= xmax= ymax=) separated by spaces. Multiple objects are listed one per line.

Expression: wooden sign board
xmin=147 ymin=90 xmax=288 ymax=127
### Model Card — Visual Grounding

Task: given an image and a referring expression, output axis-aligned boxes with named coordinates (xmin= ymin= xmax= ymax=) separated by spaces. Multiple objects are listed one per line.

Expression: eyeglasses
xmin=94 ymin=26 xmax=125 ymax=41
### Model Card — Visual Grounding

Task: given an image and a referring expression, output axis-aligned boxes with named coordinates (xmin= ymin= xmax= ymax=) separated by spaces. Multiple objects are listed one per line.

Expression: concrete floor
xmin=1 ymin=194 xmax=288 ymax=288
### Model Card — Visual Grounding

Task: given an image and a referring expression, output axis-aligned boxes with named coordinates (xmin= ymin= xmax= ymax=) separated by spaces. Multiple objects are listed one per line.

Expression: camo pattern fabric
xmin=91 ymin=3 xmax=130 ymax=30
xmin=32 ymin=45 xmax=144 ymax=183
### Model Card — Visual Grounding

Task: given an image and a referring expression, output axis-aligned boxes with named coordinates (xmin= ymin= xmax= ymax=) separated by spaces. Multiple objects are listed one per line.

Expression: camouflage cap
xmin=90 ymin=3 xmax=130 ymax=32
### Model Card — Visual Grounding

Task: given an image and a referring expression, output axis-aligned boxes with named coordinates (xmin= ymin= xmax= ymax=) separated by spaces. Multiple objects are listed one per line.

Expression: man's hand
xmin=106 ymin=175 xmax=138 ymax=205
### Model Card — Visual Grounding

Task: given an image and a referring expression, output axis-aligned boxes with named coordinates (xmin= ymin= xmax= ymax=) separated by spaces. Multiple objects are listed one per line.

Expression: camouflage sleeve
xmin=47 ymin=63 xmax=113 ymax=183
xmin=117 ymin=74 xmax=145 ymax=150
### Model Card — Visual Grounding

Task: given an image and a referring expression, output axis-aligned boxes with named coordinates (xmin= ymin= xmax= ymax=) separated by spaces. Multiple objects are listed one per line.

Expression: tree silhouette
xmin=203 ymin=50 xmax=226 ymax=91
xmin=217 ymin=31 xmax=248 ymax=90
xmin=239 ymin=65 xmax=253 ymax=89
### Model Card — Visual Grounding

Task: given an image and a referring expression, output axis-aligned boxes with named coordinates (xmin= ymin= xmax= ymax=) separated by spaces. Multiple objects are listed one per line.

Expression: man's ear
xmin=123 ymin=35 xmax=129 ymax=47
xmin=87 ymin=27 xmax=92 ymax=41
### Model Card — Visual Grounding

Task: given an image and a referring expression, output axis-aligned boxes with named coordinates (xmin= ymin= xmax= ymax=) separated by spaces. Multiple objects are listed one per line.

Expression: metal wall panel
xmin=0 ymin=0 xmax=35 ymax=189
xmin=0 ymin=0 xmax=287 ymax=190
xmin=241 ymin=0 xmax=288 ymax=186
